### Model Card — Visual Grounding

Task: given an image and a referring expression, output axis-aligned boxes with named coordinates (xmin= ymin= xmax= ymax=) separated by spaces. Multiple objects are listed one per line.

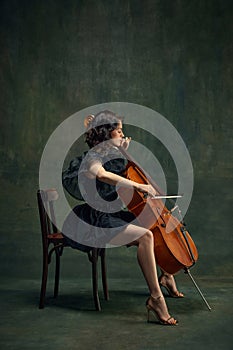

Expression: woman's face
xmin=110 ymin=121 xmax=124 ymax=147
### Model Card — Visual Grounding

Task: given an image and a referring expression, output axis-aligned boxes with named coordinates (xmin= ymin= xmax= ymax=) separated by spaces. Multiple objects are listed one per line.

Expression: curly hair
xmin=85 ymin=110 xmax=123 ymax=148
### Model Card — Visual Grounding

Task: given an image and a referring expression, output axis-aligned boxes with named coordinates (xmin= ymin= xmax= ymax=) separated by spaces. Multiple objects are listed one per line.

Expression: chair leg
xmin=101 ymin=249 xmax=109 ymax=301
xmin=91 ymin=249 xmax=101 ymax=311
xmin=39 ymin=252 xmax=49 ymax=309
xmin=54 ymin=248 xmax=61 ymax=298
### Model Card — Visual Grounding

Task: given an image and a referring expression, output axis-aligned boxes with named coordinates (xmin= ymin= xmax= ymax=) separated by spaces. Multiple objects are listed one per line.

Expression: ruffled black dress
xmin=62 ymin=146 xmax=137 ymax=251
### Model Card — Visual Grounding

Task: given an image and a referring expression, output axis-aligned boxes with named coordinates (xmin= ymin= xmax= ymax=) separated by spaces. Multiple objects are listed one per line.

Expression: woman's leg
xmin=132 ymin=230 xmax=161 ymax=296
xmin=109 ymin=225 xmax=177 ymax=323
xmin=159 ymin=270 xmax=184 ymax=298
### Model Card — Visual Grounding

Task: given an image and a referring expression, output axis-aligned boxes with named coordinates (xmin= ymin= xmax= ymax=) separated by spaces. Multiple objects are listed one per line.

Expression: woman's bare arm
xmin=88 ymin=161 xmax=157 ymax=196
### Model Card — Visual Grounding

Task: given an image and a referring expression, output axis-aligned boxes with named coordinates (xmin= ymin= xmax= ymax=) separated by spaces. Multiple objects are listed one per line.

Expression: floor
xmin=1 ymin=268 xmax=232 ymax=350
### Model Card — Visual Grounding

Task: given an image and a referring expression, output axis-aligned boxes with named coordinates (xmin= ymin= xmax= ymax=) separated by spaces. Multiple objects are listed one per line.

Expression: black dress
xmin=62 ymin=145 xmax=136 ymax=251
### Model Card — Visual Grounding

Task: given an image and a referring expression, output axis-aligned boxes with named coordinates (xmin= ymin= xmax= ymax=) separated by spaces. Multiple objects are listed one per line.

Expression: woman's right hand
xmin=136 ymin=184 xmax=157 ymax=198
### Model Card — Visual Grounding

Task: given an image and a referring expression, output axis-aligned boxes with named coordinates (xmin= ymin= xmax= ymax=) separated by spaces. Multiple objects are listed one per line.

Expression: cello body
xmin=118 ymin=160 xmax=198 ymax=275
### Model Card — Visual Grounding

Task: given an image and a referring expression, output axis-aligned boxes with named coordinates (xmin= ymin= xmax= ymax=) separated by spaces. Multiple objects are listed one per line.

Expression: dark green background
xmin=1 ymin=0 xmax=233 ymax=302
xmin=1 ymin=0 xmax=232 ymax=278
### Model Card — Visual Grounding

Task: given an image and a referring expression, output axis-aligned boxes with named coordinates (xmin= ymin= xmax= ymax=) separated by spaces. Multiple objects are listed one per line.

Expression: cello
xmin=118 ymin=145 xmax=211 ymax=310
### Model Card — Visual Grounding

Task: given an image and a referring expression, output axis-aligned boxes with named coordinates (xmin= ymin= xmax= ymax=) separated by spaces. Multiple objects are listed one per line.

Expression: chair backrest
xmin=37 ymin=189 xmax=59 ymax=242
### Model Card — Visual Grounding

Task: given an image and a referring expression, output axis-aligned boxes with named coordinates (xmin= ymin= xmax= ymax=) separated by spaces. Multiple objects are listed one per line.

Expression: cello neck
xmin=118 ymin=145 xmax=180 ymax=207
xmin=118 ymin=146 xmax=164 ymax=195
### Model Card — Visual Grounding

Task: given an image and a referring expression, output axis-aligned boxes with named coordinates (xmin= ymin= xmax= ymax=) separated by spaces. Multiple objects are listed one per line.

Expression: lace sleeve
xmin=78 ymin=149 xmax=103 ymax=174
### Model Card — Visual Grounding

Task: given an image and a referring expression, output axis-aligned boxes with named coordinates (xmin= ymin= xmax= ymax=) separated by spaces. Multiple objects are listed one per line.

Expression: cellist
xmin=62 ymin=110 xmax=184 ymax=325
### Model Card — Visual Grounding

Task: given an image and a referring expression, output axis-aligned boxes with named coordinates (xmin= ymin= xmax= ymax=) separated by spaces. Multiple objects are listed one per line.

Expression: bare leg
xmin=159 ymin=270 xmax=184 ymax=298
xmin=134 ymin=231 xmax=161 ymax=296
xmin=109 ymin=225 xmax=177 ymax=324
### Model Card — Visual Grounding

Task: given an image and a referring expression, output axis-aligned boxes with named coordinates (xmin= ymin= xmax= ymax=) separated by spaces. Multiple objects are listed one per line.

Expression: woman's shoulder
xmin=82 ymin=145 xmax=128 ymax=168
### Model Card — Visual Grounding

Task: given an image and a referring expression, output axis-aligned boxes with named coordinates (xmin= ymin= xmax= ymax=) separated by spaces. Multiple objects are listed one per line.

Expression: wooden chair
xmin=37 ymin=188 xmax=109 ymax=311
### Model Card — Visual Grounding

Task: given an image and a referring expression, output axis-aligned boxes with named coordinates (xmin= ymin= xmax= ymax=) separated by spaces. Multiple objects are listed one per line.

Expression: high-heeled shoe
xmin=159 ymin=276 xmax=184 ymax=298
xmin=146 ymin=295 xmax=178 ymax=325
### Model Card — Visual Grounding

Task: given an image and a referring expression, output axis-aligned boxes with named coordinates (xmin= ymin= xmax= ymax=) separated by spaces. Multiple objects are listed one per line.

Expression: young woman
xmin=63 ymin=110 xmax=184 ymax=325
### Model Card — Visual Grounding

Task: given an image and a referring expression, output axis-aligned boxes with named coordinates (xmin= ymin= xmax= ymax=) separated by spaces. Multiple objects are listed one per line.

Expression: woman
xmin=63 ymin=110 xmax=183 ymax=325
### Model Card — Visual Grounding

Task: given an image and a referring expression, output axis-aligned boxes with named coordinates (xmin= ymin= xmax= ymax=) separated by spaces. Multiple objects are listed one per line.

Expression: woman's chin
xmin=110 ymin=139 xmax=121 ymax=147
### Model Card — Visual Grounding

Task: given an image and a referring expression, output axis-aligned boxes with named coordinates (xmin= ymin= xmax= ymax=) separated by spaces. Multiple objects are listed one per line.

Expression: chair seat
xmin=47 ymin=233 xmax=64 ymax=240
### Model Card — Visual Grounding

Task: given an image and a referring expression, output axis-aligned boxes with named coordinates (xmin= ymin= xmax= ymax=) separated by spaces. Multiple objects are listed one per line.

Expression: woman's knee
xmin=140 ymin=230 xmax=154 ymax=245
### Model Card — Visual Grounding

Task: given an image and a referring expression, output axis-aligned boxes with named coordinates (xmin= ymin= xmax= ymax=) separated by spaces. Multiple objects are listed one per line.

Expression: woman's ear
xmin=84 ymin=114 xmax=95 ymax=128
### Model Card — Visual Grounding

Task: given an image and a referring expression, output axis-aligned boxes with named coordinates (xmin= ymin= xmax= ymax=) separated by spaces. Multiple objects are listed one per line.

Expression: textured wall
xmin=0 ymin=0 xmax=232 ymax=278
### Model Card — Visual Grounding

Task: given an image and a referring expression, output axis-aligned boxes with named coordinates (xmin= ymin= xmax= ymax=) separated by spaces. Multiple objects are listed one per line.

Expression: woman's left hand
xmin=120 ymin=137 xmax=131 ymax=150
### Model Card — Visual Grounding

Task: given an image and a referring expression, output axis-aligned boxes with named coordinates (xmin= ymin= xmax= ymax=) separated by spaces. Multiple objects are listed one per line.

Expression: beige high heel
xmin=146 ymin=295 xmax=178 ymax=325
